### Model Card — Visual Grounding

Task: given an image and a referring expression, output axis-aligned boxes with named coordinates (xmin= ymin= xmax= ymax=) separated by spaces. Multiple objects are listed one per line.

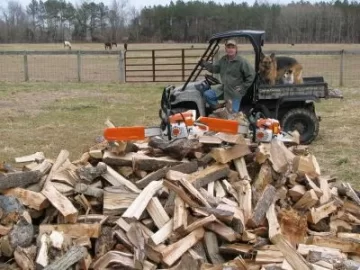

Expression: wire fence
xmin=0 ymin=49 xmax=359 ymax=86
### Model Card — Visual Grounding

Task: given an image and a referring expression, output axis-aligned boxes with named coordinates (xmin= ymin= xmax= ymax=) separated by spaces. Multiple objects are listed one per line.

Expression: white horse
xmin=64 ymin=41 xmax=72 ymax=50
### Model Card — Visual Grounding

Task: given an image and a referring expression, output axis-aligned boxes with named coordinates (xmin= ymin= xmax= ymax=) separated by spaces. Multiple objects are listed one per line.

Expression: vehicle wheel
xmin=281 ymin=108 xmax=319 ymax=144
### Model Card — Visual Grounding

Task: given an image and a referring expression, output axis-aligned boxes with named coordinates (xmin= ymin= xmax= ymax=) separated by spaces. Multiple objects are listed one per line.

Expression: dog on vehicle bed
xmin=282 ymin=69 xmax=295 ymax=85
xmin=259 ymin=52 xmax=303 ymax=85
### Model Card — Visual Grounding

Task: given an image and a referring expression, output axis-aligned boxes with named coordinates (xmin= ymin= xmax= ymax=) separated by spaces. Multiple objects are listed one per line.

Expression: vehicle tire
xmin=254 ymin=104 xmax=271 ymax=118
xmin=281 ymin=108 xmax=319 ymax=144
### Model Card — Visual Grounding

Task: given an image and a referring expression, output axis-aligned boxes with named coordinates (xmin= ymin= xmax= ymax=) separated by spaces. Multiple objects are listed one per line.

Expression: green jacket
xmin=203 ymin=55 xmax=255 ymax=100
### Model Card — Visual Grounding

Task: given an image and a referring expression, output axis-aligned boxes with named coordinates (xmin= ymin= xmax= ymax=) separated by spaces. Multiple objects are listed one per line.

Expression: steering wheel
xmin=205 ymin=74 xmax=221 ymax=85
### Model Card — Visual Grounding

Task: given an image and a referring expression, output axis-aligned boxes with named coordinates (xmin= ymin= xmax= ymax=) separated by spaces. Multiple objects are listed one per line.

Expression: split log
xmin=255 ymin=250 xmax=284 ymax=263
xmin=308 ymin=201 xmax=339 ymax=224
xmin=216 ymin=204 xmax=245 ymax=233
xmin=205 ymin=221 xmax=240 ymax=242
xmin=319 ymin=177 xmax=331 ymax=204
xmin=304 ymin=175 xmax=323 ymax=198
xmin=293 ymin=155 xmax=319 ymax=178
xmin=233 ymin=157 xmax=251 ymax=181
xmin=0 ymin=171 xmax=41 ymax=190
xmin=269 ymin=139 xmax=294 ymax=173
xmin=2 ymin=188 xmax=49 ymax=211
xmin=164 ymin=180 xmax=199 ymax=207
xmin=247 ymin=185 xmax=276 ymax=228
xmin=161 ymin=227 xmax=205 ymax=267
xmin=122 ymin=180 xmax=163 ymax=222
xmin=74 ymin=183 xmax=103 ymax=198
xmin=126 ymin=222 xmax=146 ymax=269
xmin=207 ymin=182 xmax=215 ymax=197
xmin=77 ymin=162 xmax=107 ymax=182
xmin=266 ymin=203 xmax=311 ymax=270
xmin=215 ymin=132 xmax=246 ymax=144
xmin=113 ymin=229 xmax=133 ymax=251
xmin=233 ymin=180 xmax=252 ymax=222
xmin=188 ymin=164 xmax=230 ymax=188
xmin=42 ymin=183 xmax=78 ymax=223
xmin=293 ymin=189 xmax=319 ymax=210
xmin=41 ymin=150 xmax=78 ymax=223
xmin=43 ymin=246 xmax=87 ymax=270
xmin=103 ymin=151 xmax=182 ymax=171
xmin=297 ymin=244 xmax=346 ymax=261
xmin=91 ymin=251 xmax=156 ymax=270
xmin=15 ymin=152 xmax=45 ymax=163
xmin=306 ymin=236 xmax=360 ymax=255
xmin=214 ymin=181 xmax=226 ymax=198
xmin=191 ymin=207 xmax=233 ymax=223
xmin=289 ymin=185 xmax=307 ymax=202
xmin=103 ymin=187 xmax=137 ymax=215
xmin=173 ymin=195 xmax=187 ymax=232
xmin=89 ymin=149 xmax=103 ymax=159
xmin=39 ymin=223 xmax=101 ymax=238
xmin=210 ymin=144 xmax=250 ymax=164
xmin=136 ymin=167 xmax=169 ymax=189
xmin=146 ymin=197 xmax=170 ymax=229
xmin=178 ymin=178 xmax=211 ymax=208
xmin=199 ymin=136 xmax=222 ymax=145
xmin=204 ymin=231 xmax=225 ymax=264
xmin=253 ymin=162 xmax=272 ymax=193
xmin=221 ymin=179 xmax=238 ymax=202
xmin=219 ymin=244 xmax=252 ymax=255
xmin=14 ymin=246 xmax=36 ymax=270
xmin=102 ymin=165 xmax=141 ymax=193
xmin=181 ymin=215 xmax=217 ymax=236
xmin=36 ymin=234 xmax=49 ymax=268
xmin=150 ymin=218 xmax=173 ymax=245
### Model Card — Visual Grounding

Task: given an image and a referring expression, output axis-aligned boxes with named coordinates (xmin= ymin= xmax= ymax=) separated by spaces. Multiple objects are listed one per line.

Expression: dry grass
xmin=0 ymin=43 xmax=360 ymax=86
xmin=0 ymin=81 xmax=358 ymax=188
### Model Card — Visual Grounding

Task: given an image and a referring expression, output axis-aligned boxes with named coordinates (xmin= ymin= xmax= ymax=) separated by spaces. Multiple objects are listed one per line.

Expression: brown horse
xmin=104 ymin=42 xmax=112 ymax=50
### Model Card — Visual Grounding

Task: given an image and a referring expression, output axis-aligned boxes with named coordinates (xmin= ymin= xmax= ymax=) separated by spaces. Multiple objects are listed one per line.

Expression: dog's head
xmin=282 ymin=69 xmax=294 ymax=84
xmin=260 ymin=52 xmax=276 ymax=71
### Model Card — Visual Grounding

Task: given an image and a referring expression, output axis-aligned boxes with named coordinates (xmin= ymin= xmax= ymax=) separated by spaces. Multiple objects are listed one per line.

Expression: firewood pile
xmin=1 ymin=129 xmax=360 ymax=270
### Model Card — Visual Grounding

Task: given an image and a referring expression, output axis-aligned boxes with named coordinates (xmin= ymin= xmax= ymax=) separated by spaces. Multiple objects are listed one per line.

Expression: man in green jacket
xmin=200 ymin=39 xmax=255 ymax=112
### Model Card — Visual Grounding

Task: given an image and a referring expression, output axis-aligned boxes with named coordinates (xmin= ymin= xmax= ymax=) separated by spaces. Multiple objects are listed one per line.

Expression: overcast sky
xmin=6 ymin=0 xmax=331 ymax=10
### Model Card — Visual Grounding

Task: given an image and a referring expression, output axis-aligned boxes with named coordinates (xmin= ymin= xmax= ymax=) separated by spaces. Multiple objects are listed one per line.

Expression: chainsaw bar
xmin=104 ymin=126 xmax=162 ymax=141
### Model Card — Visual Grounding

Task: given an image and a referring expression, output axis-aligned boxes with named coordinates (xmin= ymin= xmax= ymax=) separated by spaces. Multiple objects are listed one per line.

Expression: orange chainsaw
xmin=104 ymin=110 xmax=290 ymax=143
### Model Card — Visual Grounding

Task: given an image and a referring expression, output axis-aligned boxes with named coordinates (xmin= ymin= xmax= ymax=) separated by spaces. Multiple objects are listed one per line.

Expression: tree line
xmin=1 ymin=0 xmax=359 ymax=44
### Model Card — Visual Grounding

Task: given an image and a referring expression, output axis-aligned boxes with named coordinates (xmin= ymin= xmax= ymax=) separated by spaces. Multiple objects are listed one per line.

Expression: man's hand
xmin=198 ymin=58 xmax=206 ymax=67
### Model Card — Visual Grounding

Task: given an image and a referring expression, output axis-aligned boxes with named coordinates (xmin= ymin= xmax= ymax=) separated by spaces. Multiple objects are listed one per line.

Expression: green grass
xmin=0 ymin=82 xmax=358 ymax=187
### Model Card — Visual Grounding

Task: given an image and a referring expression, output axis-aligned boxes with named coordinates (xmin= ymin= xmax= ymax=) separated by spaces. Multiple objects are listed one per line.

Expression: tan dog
xmin=259 ymin=52 xmax=303 ymax=85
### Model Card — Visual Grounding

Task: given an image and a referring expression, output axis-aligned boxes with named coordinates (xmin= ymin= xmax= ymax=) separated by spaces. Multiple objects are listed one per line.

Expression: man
xmin=200 ymin=39 xmax=255 ymax=113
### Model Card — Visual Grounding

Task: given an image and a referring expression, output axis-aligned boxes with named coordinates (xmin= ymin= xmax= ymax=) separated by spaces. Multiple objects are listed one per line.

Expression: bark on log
xmin=43 ymin=246 xmax=87 ymax=270
xmin=0 ymin=171 xmax=41 ymax=190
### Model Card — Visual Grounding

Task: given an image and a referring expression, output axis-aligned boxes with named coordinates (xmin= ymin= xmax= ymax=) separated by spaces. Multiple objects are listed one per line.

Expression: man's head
xmin=225 ymin=39 xmax=237 ymax=58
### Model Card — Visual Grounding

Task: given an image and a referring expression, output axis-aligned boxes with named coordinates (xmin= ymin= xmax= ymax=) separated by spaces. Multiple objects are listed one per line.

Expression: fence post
xmin=181 ymin=49 xmax=185 ymax=81
xmin=23 ymin=51 xmax=29 ymax=82
xmin=77 ymin=51 xmax=81 ymax=82
xmin=119 ymin=50 xmax=125 ymax=83
xmin=339 ymin=49 xmax=344 ymax=87
xmin=152 ymin=50 xmax=155 ymax=82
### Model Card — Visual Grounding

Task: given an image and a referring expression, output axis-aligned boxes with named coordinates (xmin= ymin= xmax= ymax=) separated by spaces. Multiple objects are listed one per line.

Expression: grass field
xmin=0 ymin=81 xmax=358 ymax=187
xmin=0 ymin=43 xmax=360 ymax=86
